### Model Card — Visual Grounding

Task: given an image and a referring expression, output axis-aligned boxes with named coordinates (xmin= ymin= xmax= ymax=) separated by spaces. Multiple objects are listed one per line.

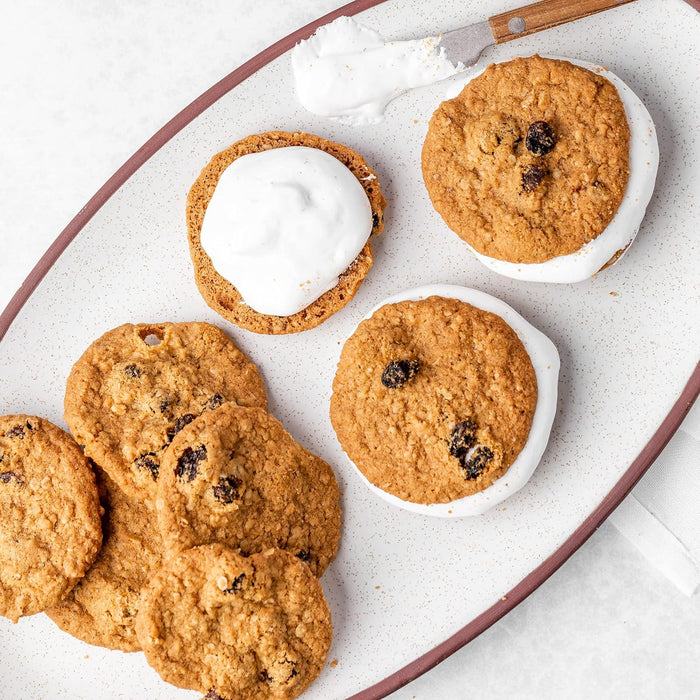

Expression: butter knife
xmin=440 ymin=0 xmax=638 ymax=67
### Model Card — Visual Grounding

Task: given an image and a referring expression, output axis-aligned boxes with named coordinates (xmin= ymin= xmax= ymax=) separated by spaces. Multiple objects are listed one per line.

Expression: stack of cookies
xmin=1 ymin=321 xmax=340 ymax=700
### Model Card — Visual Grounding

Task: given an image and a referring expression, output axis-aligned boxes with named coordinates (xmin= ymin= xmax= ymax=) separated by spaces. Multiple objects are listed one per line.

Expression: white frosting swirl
xmin=199 ymin=146 xmax=372 ymax=316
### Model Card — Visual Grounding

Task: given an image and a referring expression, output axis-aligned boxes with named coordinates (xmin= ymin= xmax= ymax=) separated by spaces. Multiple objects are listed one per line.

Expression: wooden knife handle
xmin=489 ymin=0 xmax=637 ymax=44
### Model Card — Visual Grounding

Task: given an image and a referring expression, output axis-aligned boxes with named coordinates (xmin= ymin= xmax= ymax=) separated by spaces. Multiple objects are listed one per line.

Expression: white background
xmin=0 ymin=2 xmax=698 ymax=699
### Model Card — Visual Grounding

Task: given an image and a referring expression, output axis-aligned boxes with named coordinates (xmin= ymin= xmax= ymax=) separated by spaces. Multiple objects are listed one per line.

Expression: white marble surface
xmin=0 ymin=2 xmax=698 ymax=699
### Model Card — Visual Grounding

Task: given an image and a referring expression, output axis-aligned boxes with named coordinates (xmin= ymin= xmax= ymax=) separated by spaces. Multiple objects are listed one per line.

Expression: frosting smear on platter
xmin=292 ymin=16 xmax=464 ymax=125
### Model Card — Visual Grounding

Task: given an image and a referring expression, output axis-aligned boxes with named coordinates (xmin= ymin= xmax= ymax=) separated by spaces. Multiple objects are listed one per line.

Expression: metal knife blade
xmin=439 ymin=21 xmax=495 ymax=69
xmin=437 ymin=0 xmax=637 ymax=69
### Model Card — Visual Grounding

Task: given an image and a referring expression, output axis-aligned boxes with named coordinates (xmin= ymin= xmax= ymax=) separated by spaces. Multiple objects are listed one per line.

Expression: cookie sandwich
xmin=422 ymin=55 xmax=658 ymax=282
xmin=330 ymin=285 xmax=559 ymax=516
xmin=187 ymin=131 xmax=386 ymax=333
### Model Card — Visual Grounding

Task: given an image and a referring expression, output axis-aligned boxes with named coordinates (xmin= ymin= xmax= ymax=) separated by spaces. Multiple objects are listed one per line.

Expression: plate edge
xmin=349 ymin=362 xmax=700 ymax=700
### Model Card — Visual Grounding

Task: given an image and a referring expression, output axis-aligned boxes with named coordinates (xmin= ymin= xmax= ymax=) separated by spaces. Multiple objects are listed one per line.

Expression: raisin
xmin=204 ymin=690 xmax=226 ymax=700
xmin=223 ymin=573 xmax=246 ymax=594
xmin=521 ymin=164 xmax=545 ymax=193
xmin=175 ymin=445 xmax=207 ymax=482
xmin=134 ymin=453 xmax=159 ymax=480
xmin=167 ymin=414 xmax=196 ymax=441
xmin=212 ymin=475 xmax=242 ymax=504
xmin=461 ymin=445 xmax=494 ymax=480
xmin=0 ymin=471 xmax=23 ymax=484
xmin=205 ymin=393 xmax=224 ymax=410
xmin=258 ymin=670 xmax=272 ymax=683
xmin=4 ymin=424 xmax=25 ymax=439
xmin=381 ymin=359 xmax=420 ymax=388
xmin=123 ymin=364 xmax=142 ymax=378
xmin=295 ymin=549 xmax=311 ymax=563
xmin=159 ymin=398 xmax=171 ymax=413
xmin=448 ymin=420 xmax=478 ymax=458
xmin=525 ymin=120 xmax=556 ymax=156
xmin=372 ymin=212 xmax=380 ymax=229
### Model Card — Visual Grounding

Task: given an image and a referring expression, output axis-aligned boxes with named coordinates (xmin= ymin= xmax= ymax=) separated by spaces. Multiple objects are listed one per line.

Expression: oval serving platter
xmin=1 ymin=1 xmax=699 ymax=698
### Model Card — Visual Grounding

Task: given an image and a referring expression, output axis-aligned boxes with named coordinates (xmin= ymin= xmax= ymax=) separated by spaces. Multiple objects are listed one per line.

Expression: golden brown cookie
xmin=47 ymin=466 xmax=163 ymax=651
xmin=330 ymin=296 xmax=538 ymax=503
xmin=64 ymin=321 xmax=267 ymax=503
xmin=186 ymin=130 xmax=386 ymax=334
xmin=135 ymin=544 xmax=333 ymax=699
xmin=155 ymin=404 xmax=341 ymax=577
xmin=0 ymin=415 xmax=102 ymax=622
xmin=422 ymin=55 xmax=630 ymax=264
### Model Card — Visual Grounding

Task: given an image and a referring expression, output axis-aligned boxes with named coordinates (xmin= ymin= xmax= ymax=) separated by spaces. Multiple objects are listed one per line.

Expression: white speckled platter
xmin=0 ymin=1 xmax=698 ymax=698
